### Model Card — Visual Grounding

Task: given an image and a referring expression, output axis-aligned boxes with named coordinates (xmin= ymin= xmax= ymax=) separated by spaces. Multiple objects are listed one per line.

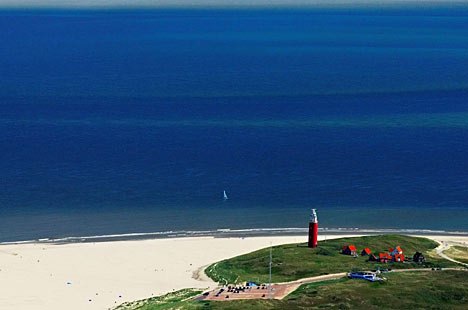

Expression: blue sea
xmin=1 ymin=7 xmax=468 ymax=242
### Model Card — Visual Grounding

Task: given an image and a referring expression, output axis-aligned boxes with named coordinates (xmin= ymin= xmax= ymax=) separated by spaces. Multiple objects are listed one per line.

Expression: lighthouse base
xmin=308 ymin=222 xmax=318 ymax=248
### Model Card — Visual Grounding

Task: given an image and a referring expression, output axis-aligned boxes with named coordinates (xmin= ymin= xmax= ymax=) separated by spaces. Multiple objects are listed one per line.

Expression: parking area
xmin=200 ymin=283 xmax=297 ymax=301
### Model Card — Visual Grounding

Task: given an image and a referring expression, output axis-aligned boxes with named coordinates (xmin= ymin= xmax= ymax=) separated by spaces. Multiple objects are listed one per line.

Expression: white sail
xmin=223 ymin=190 xmax=228 ymax=200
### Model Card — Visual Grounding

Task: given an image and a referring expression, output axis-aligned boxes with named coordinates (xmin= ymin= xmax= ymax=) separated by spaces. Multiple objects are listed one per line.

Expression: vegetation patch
xmin=443 ymin=245 xmax=468 ymax=264
xmin=205 ymin=234 xmax=456 ymax=284
xmin=119 ymin=271 xmax=468 ymax=309
xmin=114 ymin=288 xmax=202 ymax=310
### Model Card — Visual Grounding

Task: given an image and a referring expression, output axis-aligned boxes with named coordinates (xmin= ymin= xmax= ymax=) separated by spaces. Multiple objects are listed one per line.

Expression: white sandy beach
xmin=0 ymin=234 xmax=466 ymax=310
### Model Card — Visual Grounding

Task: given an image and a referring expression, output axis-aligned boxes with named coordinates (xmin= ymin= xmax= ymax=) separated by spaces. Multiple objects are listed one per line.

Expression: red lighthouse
xmin=308 ymin=208 xmax=318 ymax=248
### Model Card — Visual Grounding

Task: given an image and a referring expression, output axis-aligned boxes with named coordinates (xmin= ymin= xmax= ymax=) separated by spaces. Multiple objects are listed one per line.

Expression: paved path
xmin=391 ymin=267 xmax=465 ymax=273
xmin=276 ymin=272 xmax=347 ymax=286
xmin=274 ymin=272 xmax=347 ymax=299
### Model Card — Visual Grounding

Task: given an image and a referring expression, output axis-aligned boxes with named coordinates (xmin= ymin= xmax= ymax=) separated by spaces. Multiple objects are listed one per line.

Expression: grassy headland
xmin=114 ymin=235 xmax=467 ymax=309
xmin=116 ymin=271 xmax=468 ymax=309
xmin=206 ymin=234 xmax=455 ymax=284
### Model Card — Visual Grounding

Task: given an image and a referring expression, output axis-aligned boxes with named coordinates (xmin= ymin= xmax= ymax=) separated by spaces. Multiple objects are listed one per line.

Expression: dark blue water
xmin=1 ymin=8 xmax=468 ymax=241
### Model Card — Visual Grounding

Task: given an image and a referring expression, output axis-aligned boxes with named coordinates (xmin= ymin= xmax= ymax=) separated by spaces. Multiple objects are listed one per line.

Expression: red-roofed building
xmin=368 ymin=254 xmax=378 ymax=261
xmin=393 ymin=253 xmax=405 ymax=262
xmin=361 ymin=248 xmax=372 ymax=256
xmin=379 ymin=253 xmax=392 ymax=263
xmin=342 ymin=245 xmax=357 ymax=256
xmin=389 ymin=246 xmax=403 ymax=256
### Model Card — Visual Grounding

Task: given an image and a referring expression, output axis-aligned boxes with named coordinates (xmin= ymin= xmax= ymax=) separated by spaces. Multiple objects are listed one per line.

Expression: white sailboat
xmin=223 ymin=190 xmax=228 ymax=200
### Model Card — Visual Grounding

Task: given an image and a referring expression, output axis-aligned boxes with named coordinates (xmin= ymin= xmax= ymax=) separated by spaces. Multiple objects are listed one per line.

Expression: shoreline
xmin=2 ymin=227 xmax=468 ymax=245
xmin=1 ymin=232 xmax=467 ymax=310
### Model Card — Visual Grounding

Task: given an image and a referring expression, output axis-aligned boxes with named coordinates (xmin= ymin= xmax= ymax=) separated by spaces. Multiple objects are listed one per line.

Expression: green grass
xmin=117 ymin=271 xmax=468 ymax=309
xmin=443 ymin=246 xmax=468 ymax=264
xmin=205 ymin=234 xmax=455 ymax=284
xmin=279 ymin=270 xmax=468 ymax=309
xmin=114 ymin=288 xmax=202 ymax=310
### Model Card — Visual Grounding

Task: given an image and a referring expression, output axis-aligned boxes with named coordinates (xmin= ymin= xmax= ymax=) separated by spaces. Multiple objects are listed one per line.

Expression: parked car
xmin=348 ymin=271 xmax=384 ymax=282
